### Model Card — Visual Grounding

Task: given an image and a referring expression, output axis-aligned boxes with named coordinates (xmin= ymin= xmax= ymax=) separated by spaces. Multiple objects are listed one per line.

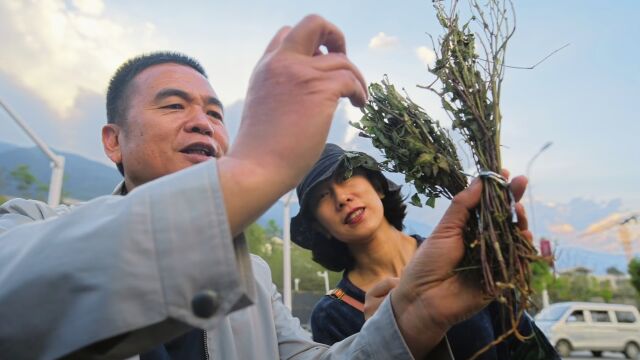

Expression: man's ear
xmin=102 ymin=124 xmax=122 ymax=165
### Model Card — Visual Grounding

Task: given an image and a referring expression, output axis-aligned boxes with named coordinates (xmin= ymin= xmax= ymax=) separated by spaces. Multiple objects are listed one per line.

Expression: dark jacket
xmin=310 ymin=236 xmax=560 ymax=360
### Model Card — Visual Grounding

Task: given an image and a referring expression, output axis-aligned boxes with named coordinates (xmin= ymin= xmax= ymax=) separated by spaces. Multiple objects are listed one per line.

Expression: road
xmin=563 ymin=351 xmax=627 ymax=359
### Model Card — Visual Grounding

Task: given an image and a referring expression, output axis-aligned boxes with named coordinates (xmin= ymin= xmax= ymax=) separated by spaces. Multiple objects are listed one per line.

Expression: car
xmin=535 ymin=302 xmax=640 ymax=358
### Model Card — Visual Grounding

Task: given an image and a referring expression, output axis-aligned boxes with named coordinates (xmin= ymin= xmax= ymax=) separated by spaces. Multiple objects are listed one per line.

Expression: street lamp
xmin=317 ymin=271 xmax=330 ymax=293
xmin=526 ymin=141 xmax=552 ymax=309
xmin=281 ymin=191 xmax=297 ymax=310
xmin=0 ymin=98 xmax=65 ymax=206
xmin=526 ymin=141 xmax=553 ymax=235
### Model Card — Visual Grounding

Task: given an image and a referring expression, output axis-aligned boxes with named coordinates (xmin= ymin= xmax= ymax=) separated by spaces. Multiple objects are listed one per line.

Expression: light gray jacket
xmin=0 ymin=161 xmax=451 ymax=360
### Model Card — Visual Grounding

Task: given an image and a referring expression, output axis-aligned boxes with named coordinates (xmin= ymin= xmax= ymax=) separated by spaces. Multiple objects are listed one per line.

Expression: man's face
xmin=103 ymin=63 xmax=229 ymax=189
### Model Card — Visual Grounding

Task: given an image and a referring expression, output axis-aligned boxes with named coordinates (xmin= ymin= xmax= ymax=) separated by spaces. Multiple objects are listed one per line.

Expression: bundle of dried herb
xmin=353 ymin=77 xmax=467 ymax=208
xmin=355 ymin=0 xmax=540 ymax=358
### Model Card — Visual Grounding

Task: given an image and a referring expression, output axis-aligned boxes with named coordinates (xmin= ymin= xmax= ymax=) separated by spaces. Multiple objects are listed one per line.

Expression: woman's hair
xmin=308 ymin=168 xmax=407 ymax=272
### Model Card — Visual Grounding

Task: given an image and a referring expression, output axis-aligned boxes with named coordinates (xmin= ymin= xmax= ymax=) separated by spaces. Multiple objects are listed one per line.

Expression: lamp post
xmin=526 ymin=141 xmax=552 ymax=308
xmin=281 ymin=191 xmax=296 ymax=310
xmin=0 ymin=98 xmax=65 ymax=206
xmin=317 ymin=271 xmax=330 ymax=293
xmin=526 ymin=141 xmax=553 ymax=235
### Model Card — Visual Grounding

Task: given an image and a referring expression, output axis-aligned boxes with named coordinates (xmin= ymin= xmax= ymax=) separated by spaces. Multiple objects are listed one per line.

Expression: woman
xmin=291 ymin=143 xmax=558 ymax=359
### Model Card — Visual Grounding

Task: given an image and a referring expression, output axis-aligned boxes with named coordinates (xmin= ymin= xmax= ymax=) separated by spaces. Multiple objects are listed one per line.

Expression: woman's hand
xmin=364 ymin=277 xmax=400 ymax=320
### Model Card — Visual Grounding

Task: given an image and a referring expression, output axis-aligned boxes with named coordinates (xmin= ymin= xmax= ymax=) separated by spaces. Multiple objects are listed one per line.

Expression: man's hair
xmin=106 ymin=51 xmax=208 ymax=175
xmin=309 ymin=168 xmax=408 ymax=272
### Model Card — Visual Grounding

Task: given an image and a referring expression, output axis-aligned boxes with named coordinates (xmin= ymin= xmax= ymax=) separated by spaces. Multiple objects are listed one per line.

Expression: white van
xmin=535 ymin=302 xmax=640 ymax=358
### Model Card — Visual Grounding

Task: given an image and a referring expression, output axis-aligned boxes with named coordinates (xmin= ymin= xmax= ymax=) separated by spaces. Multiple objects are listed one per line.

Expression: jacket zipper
xmin=203 ymin=329 xmax=210 ymax=360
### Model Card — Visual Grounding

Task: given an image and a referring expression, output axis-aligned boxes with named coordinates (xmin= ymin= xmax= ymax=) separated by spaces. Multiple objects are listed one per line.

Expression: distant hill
xmin=1 ymin=141 xmax=635 ymax=275
xmin=0 ymin=141 xmax=121 ymax=200
xmin=554 ymin=246 xmax=637 ymax=275
xmin=0 ymin=142 xmax=17 ymax=154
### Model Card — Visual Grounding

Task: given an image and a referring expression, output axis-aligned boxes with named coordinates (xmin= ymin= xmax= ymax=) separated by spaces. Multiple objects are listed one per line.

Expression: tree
xmin=265 ymin=219 xmax=281 ymax=240
xmin=606 ymin=266 xmax=624 ymax=276
xmin=245 ymin=221 xmax=342 ymax=293
xmin=0 ymin=166 xmax=7 ymax=204
xmin=10 ymin=164 xmax=36 ymax=197
xmin=629 ymin=258 xmax=640 ymax=296
xmin=0 ymin=166 xmax=6 ymax=192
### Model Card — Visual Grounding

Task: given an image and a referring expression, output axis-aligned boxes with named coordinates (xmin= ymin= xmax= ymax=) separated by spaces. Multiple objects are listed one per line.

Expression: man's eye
xmin=164 ymin=104 xmax=184 ymax=110
xmin=207 ymin=110 xmax=223 ymax=121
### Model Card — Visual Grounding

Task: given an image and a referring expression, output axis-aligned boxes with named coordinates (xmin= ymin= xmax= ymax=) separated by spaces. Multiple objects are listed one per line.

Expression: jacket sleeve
xmin=253 ymin=257 xmax=452 ymax=360
xmin=0 ymin=160 xmax=255 ymax=360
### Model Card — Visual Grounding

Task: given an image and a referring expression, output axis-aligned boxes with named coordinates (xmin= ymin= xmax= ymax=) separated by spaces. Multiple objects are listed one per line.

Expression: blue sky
xmin=1 ymin=0 xmax=639 ymax=257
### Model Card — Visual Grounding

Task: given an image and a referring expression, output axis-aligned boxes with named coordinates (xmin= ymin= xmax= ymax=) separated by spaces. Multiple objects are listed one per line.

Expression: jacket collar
xmin=112 ymin=181 xmax=128 ymax=196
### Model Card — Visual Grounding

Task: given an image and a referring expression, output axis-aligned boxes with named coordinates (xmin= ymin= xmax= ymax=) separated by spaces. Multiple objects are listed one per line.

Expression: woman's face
xmin=311 ymin=172 xmax=387 ymax=245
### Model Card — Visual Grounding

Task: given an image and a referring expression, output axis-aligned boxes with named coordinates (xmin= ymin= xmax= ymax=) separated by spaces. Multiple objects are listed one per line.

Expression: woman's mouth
xmin=344 ymin=208 xmax=365 ymax=225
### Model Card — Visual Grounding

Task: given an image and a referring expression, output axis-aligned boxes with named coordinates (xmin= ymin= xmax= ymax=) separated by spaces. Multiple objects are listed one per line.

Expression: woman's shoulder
xmin=310 ymin=292 xmax=366 ymax=345
xmin=311 ymin=290 xmax=355 ymax=320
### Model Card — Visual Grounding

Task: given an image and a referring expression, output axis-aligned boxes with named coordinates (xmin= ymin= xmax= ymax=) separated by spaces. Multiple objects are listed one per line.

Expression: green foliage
xmin=356 ymin=78 xmax=467 ymax=207
xmin=0 ymin=166 xmax=6 ymax=191
xmin=629 ymin=258 xmax=640 ymax=296
xmin=526 ymin=261 xmax=621 ymax=309
xmin=606 ymin=266 xmax=624 ymax=276
xmin=245 ymin=222 xmax=341 ymax=293
xmin=9 ymin=164 xmax=49 ymax=200
xmin=0 ymin=195 xmax=7 ymax=205
xmin=529 ymin=260 xmax=553 ymax=295
xmin=529 ymin=264 xmax=639 ymax=306
xmin=10 ymin=165 xmax=36 ymax=195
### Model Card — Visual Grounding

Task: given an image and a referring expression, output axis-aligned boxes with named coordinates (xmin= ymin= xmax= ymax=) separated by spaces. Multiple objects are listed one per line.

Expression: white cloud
xmin=341 ymin=104 xmax=364 ymax=147
xmin=416 ymin=46 xmax=436 ymax=67
xmin=0 ymin=0 xmax=166 ymax=117
xmin=368 ymin=32 xmax=399 ymax=50
xmin=548 ymin=223 xmax=575 ymax=234
xmin=72 ymin=0 xmax=104 ymax=15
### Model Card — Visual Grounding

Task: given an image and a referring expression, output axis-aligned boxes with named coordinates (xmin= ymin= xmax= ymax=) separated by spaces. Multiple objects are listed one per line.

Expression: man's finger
xmin=281 ymin=15 xmax=346 ymax=56
xmin=312 ymin=54 xmax=367 ymax=98
xmin=514 ymin=203 xmax=534 ymax=243
xmin=509 ymin=175 xmax=528 ymax=202
xmin=325 ymin=69 xmax=367 ymax=107
xmin=500 ymin=168 xmax=510 ymax=180
xmin=515 ymin=203 xmax=528 ymax=231
xmin=439 ymin=177 xmax=483 ymax=228
xmin=263 ymin=26 xmax=292 ymax=55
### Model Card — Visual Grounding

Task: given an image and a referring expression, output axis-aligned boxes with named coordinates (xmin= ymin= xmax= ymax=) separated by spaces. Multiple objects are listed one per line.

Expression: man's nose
xmin=185 ymin=111 xmax=214 ymax=137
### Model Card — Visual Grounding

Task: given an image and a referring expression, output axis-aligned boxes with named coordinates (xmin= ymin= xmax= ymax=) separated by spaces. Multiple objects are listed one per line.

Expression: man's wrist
xmin=390 ymin=288 xmax=449 ymax=359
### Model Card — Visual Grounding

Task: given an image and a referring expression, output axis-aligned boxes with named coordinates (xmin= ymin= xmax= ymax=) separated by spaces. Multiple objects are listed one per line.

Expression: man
xmin=0 ymin=15 xmax=531 ymax=359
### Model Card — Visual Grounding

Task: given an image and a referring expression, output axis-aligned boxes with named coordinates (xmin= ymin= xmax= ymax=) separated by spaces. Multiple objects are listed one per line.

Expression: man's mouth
xmin=344 ymin=208 xmax=365 ymax=224
xmin=180 ymin=142 xmax=217 ymax=158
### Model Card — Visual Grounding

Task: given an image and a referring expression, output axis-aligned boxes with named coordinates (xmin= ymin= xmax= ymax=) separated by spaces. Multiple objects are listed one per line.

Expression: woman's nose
xmin=334 ymin=188 xmax=353 ymax=209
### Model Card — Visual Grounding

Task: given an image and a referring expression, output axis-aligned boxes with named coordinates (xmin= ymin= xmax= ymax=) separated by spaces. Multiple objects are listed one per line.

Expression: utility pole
xmin=526 ymin=141 xmax=553 ymax=235
xmin=281 ymin=191 xmax=296 ymax=310
xmin=1 ymin=98 xmax=65 ymax=206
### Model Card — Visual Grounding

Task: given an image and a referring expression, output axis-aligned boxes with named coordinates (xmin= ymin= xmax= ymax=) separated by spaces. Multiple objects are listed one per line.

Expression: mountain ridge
xmin=0 ymin=141 xmax=633 ymax=275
